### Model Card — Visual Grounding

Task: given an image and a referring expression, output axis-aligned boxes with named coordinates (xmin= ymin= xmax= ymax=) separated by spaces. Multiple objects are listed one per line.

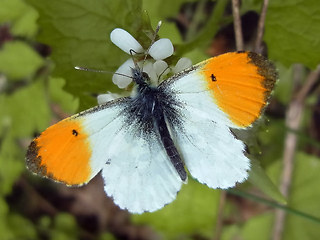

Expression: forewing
xmin=161 ymin=51 xmax=277 ymax=129
xmin=157 ymin=51 xmax=275 ymax=188
xmin=26 ymin=98 xmax=127 ymax=186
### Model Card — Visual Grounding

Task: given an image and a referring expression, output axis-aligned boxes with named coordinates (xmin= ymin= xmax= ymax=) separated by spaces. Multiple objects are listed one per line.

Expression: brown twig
xmin=19 ymin=177 xmax=58 ymax=216
xmin=272 ymin=64 xmax=320 ymax=240
xmin=231 ymin=0 xmax=244 ymax=51
xmin=255 ymin=0 xmax=270 ymax=53
xmin=213 ymin=191 xmax=227 ymax=240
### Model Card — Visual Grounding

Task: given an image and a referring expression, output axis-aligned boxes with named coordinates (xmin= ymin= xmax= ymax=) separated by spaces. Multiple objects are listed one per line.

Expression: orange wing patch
xmin=26 ymin=118 xmax=92 ymax=186
xmin=201 ymin=51 xmax=277 ymax=128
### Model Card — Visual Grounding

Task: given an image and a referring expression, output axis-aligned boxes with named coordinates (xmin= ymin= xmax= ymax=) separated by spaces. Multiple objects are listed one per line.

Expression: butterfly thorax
xmin=128 ymin=69 xmax=168 ymax=133
xmin=128 ymin=68 xmax=182 ymax=134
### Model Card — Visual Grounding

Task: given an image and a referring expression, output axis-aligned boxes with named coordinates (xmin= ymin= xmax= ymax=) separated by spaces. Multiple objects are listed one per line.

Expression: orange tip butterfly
xmin=26 ymin=24 xmax=277 ymax=214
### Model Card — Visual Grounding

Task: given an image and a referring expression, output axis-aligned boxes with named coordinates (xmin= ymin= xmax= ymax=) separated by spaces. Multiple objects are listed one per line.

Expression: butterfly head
xmin=131 ymin=67 xmax=151 ymax=87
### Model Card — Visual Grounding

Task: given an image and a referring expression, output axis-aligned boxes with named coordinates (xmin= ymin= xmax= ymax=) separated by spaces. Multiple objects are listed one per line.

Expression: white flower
xmin=110 ymin=28 xmax=144 ymax=55
xmin=112 ymin=58 xmax=135 ymax=88
xmin=172 ymin=57 xmax=192 ymax=73
xmin=110 ymin=28 xmax=174 ymax=88
xmin=148 ymin=39 xmax=174 ymax=60
xmin=109 ymin=25 xmax=192 ymax=90
xmin=97 ymin=92 xmax=121 ymax=105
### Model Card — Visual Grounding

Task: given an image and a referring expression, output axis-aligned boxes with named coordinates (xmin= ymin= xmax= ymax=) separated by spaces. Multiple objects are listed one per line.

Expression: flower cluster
xmin=97 ymin=24 xmax=192 ymax=104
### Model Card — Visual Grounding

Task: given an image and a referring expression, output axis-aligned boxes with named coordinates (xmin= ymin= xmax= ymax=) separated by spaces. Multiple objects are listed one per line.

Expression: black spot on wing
xmin=211 ymin=73 xmax=217 ymax=82
xmin=72 ymin=129 xmax=78 ymax=136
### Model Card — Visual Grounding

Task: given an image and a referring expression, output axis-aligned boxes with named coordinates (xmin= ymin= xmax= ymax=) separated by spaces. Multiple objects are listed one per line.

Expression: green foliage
xmin=0 ymin=41 xmax=44 ymax=79
xmin=132 ymin=179 xmax=220 ymax=239
xmin=26 ymin=0 xmax=143 ymax=110
xmin=49 ymin=77 xmax=79 ymax=113
xmin=142 ymin=0 xmax=187 ymax=44
xmin=1 ymin=80 xmax=51 ymax=137
xmin=257 ymin=118 xmax=287 ymax=166
xmin=265 ymin=0 xmax=320 ymax=69
xmin=0 ymin=131 xmax=24 ymax=195
xmin=273 ymin=64 xmax=294 ymax=105
xmin=223 ymin=153 xmax=320 ymax=240
xmin=0 ymin=197 xmax=38 ymax=240
xmin=248 ymin=159 xmax=286 ymax=204
xmin=50 ymin=213 xmax=79 ymax=240
xmin=0 ymin=0 xmax=38 ymax=37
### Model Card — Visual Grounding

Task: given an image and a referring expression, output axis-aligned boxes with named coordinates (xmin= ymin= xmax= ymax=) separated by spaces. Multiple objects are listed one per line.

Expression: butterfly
xmin=26 ymin=43 xmax=277 ymax=213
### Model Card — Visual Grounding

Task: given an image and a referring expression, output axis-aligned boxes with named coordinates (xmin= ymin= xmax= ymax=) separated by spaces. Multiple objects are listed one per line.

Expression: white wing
xmin=161 ymin=68 xmax=250 ymax=189
xmin=79 ymin=99 xmax=183 ymax=213
xmin=97 ymin=116 xmax=182 ymax=214
xmin=160 ymin=70 xmax=237 ymax=127
xmin=170 ymin=108 xmax=250 ymax=189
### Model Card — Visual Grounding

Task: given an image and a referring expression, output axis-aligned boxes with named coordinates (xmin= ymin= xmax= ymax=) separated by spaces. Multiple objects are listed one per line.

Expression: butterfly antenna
xmin=75 ymin=66 xmax=133 ymax=79
xmin=129 ymin=49 xmax=141 ymax=71
xmin=142 ymin=21 xmax=162 ymax=69
xmin=157 ymin=65 xmax=170 ymax=83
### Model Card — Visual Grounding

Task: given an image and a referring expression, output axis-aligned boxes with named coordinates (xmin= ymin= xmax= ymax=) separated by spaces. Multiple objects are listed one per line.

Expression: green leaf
xmin=54 ymin=213 xmax=78 ymax=234
xmin=142 ymin=0 xmax=186 ymax=43
xmin=175 ymin=0 xmax=229 ymax=56
xmin=248 ymin=159 xmax=286 ymax=204
xmin=0 ymin=79 xmax=51 ymax=196
xmin=221 ymin=213 xmax=273 ymax=240
xmin=265 ymin=0 xmax=320 ymax=69
xmin=240 ymin=0 xmax=264 ymax=13
xmin=7 ymin=213 xmax=37 ymax=239
xmin=0 ymin=0 xmax=38 ymax=37
xmin=49 ymin=77 xmax=79 ymax=114
xmin=1 ymin=80 xmax=51 ymax=137
xmin=225 ymin=152 xmax=320 ymax=240
xmin=99 ymin=233 xmax=116 ymax=240
xmin=0 ymin=197 xmax=12 ymax=240
xmin=132 ymin=179 xmax=220 ymax=239
xmin=26 ymin=0 xmax=144 ymax=110
xmin=42 ymin=213 xmax=79 ymax=240
xmin=0 ymin=197 xmax=37 ymax=240
xmin=143 ymin=0 xmax=187 ymax=24
xmin=273 ymin=63 xmax=294 ymax=105
xmin=257 ymin=118 xmax=287 ymax=167
xmin=0 ymin=131 xmax=24 ymax=195
xmin=240 ymin=213 xmax=274 ymax=240
xmin=0 ymin=41 xmax=44 ymax=80
xmin=281 ymin=152 xmax=320 ymax=239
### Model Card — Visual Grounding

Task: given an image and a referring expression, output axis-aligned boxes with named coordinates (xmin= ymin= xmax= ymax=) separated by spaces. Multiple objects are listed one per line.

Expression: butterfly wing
xmin=161 ymin=51 xmax=277 ymax=129
xmin=26 ymin=98 xmax=127 ymax=186
xmin=160 ymin=51 xmax=277 ymax=188
xmin=101 ymin=122 xmax=182 ymax=213
xmin=170 ymin=108 xmax=250 ymax=188
xmin=26 ymin=97 xmax=182 ymax=213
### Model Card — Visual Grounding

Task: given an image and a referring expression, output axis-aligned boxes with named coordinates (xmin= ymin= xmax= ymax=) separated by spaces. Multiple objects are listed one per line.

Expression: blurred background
xmin=0 ymin=0 xmax=320 ymax=239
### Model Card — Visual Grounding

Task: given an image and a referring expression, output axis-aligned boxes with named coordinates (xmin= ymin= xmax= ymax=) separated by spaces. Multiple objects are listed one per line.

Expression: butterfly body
xmin=26 ymin=51 xmax=277 ymax=213
xmin=123 ymin=67 xmax=187 ymax=181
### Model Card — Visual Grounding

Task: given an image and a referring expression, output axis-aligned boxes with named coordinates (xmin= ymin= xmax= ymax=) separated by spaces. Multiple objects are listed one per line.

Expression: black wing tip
xmin=25 ymin=140 xmax=47 ymax=177
xmin=247 ymin=51 xmax=278 ymax=92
